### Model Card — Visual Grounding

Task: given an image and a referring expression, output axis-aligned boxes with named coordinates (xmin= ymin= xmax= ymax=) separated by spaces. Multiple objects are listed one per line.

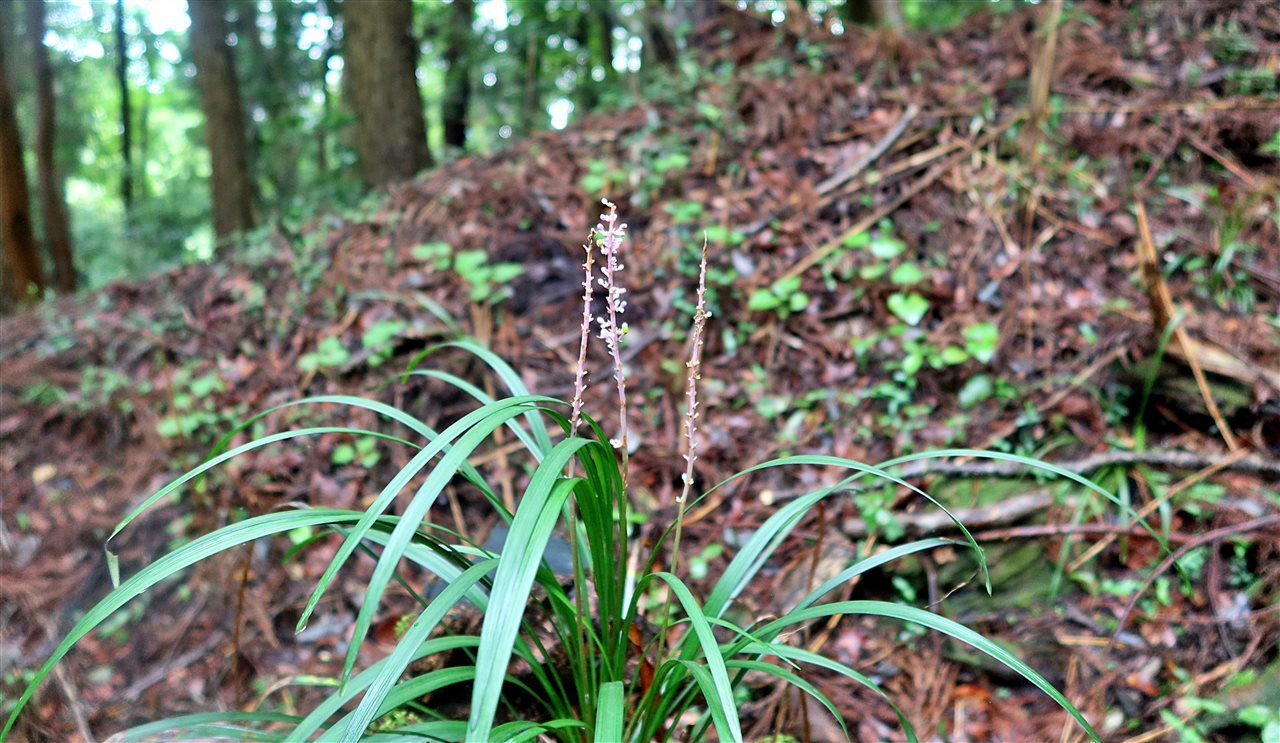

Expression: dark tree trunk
xmin=343 ymin=0 xmax=431 ymax=188
xmin=511 ymin=4 xmax=543 ymax=134
xmin=188 ymin=0 xmax=257 ymax=244
xmin=592 ymin=1 xmax=616 ymax=86
xmin=316 ymin=0 xmax=339 ymax=175
xmin=442 ymin=0 xmax=474 ymax=150
xmin=269 ymin=1 xmax=301 ymax=201
xmin=0 ymin=3 xmax=44 ymax=303
xmin=26 ymin=0 xmax=75 ymax=293
xmin=669 ymin=0 xmax=725 ymax=47
xmin=115 ymin=0 xmax=133 ymax=211
xmin=318 ymin=46 xmax=333 ymax=174
xmin=844 ymin=0 xmax=904 ymax=28
xmin=642 ymin=0 xmax=678 ymax=69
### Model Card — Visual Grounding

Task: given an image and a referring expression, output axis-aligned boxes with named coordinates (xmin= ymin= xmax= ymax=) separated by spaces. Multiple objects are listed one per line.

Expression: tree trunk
xmin=575 ymin=10 xmax=597 ymax=111
xmin=642 ymin=0 xmax=678 ymax=69
xmin=115 ymin=0 xmax=133 ymax=211
xmin=442 ymin=0 xmax=473 ymax=150
xmin=845 ymin=0 xmax=904 ymax=28
xmin=26 ymin=0 xmax=75 ymax=293
xmin=592 ymin=1 xmax=616 ymax=86
xmin=343 ymin=0 xmax=431 ymax=188
xmin=188 ymin=0 xmax=256 ymax=244
xmin=511 ymin=4 xmax=543 ymax=135
xmin=0 ymin=3 xmax=44 ymax=303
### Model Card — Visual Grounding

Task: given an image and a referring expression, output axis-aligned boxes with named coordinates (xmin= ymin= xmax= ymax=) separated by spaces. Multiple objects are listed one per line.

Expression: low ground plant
xmin=4 ymin=202 xmax=1128 ymax=741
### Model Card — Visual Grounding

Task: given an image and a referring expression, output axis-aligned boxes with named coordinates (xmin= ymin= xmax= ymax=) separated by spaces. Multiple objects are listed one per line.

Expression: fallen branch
xmin=887 ymin=447 xmax=1280 ymax=480
xmin=842 ymin=489 xmax=1058 ymax=537
xmin=816 ymin=104 xmax=919 ymax=196
xmin=781 ymin=115 xmax=1021 ymax=282
xmin=743 ymin=104 xmax=920 ymax=236
xmin=1107 ymin=514 xmax=1280 ymax=653
xmin=1136 ymin=200 xmax=1240 ymax=450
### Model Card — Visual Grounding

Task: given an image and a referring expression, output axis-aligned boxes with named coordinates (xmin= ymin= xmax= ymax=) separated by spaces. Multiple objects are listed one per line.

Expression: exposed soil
xmin=2 ymin=1 xmax=1279 ymax=739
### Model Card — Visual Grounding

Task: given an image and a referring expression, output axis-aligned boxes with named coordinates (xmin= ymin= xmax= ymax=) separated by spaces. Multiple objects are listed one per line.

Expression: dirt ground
xmin=2 ymin=1 xmax=1279 ymax=739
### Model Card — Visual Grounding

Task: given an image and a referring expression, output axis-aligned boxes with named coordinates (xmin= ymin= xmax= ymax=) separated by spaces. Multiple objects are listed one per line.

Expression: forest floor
xmin=3 ymin=1 xmax=1280 ymax=740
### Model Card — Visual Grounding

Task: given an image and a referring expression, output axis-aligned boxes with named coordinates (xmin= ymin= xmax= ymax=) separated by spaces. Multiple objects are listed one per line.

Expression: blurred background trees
xmin=0 ymin=0 xmax=1009 ymax=306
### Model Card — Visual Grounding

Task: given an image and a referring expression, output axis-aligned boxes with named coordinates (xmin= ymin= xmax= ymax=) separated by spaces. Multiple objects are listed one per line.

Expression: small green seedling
xmin=453 ymin=250 xmax=523 ymax=304
xmin=748 ymin=276 xmax=809 ymax=317
xmin=412 ymin=241 xmax=453 ymax=269
xmin=332 ymin=436 xmax=381 ymax=467
xmin=298 ymin=336 xmax=351 ymax=372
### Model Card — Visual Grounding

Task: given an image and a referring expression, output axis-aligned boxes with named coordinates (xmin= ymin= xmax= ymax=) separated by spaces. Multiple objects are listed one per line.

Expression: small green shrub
xmin=4 ymin=203 xmax=1127 ymax=742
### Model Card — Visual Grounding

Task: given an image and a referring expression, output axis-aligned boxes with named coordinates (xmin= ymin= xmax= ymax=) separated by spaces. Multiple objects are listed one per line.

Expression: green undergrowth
xmin=3 ymin=211 xmax=1168 ymax=741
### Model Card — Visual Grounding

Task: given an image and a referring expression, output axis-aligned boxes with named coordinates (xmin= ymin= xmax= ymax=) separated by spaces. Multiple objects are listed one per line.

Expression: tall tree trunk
xmin=442 ymin=0 xmax=474 ymax=150
xmin=115 ymin=0 xmax=133 ymax=211
xmin=592 ymin=1 xmax=616 ymax=87
xmin=188 ymin=0 xmax=257 ymax=244
xmin=343 ymin=0 xmax=431 ymax=188
xmin=318 ymin=46 xmax=332 ymax=174
xmin=0 ymin=3 xmax=44 ymax=303
xmin=642 ymin=0 xmax=678 ymax=69
xmin=26 ymin=0 xmax=75 ymax=293
xmin=574 ymin=10 xmax=597 ymax=111
xmin=511 ymin=4 xmax=543 ymax=134
xmin=845 ymin=0 xmax=904 ymax=28
xmin=269 ymin=1 xmax=301 ymax=202
xmin=316 ymin=0 xmax=338 ymax=175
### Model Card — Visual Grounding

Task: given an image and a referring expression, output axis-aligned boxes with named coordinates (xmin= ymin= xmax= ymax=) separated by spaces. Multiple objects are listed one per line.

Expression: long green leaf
xmin=3 ymin=508 xmax=364 ymax=739
xmin=337 ymin=560 xmax=498 ymax=740
xmin=702 ymin=455 xmax=989 ymax=621
xmin=762 ymin=600 xmax=1101 ymax=741
xmin=303 ymin=395 xmax=551 ymax=640
xmin=282 ymin=636 xmax=480 ymax=742
xmin=114 ymin=711 xmax=300 ymax=742
xmin=467 ymin=439 xmax=594 ymax=740
xmin=406 ymin=340 xmax=554 ymax=455
xmin=337 ymin=399 xmax=557 ymax=683
xmin=595 ymin=680 xmax=625 ymax=743
xmin=651 ymin=572 xmax=743 ymax=743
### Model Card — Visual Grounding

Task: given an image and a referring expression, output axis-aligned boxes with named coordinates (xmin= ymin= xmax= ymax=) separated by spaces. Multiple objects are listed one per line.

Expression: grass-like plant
xmin=3 ymin=201 xmax=1124 ymax=741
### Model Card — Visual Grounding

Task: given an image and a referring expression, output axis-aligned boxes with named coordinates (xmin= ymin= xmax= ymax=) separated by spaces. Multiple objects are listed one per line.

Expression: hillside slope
xmin=2 ymin=2 xmax=1279 ymax=739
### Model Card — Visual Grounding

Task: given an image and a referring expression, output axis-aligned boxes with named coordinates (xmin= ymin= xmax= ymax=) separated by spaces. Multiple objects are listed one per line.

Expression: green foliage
xmin=361 ymin=320 xmax=407 ymax=367
xmin=886 ymin=291 xmax=929 ymax=326
xmin=452 ymin=250 xmax=524 ymax=304
xmin=155 ymin=364 xmax=237 ymax=442
xmin=3 ymin=331 xmax=1119 ymax=741
xmin=748 ymin=275 xmax=809 ymax=317
xmin=331 ymin=436 xmax=380 ymax=467
xmin=298 ymin=336 xmax=350 ymax=373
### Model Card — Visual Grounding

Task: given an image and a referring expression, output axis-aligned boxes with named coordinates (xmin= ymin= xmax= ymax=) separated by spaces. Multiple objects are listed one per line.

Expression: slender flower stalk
xmin=569 ymin=238 xmax=595 ymax=439
xmin=668 ymin=239 xmax=710 ymax=580
xmin=566 ymin=220 xmax=597 ymax=722
xmin=594 ymin=199 xmax=630 ymax=492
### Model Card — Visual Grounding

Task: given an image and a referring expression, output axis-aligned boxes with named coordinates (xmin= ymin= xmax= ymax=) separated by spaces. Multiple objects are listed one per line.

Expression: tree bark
xmin=188 ymin=0 xmax=257 ymax=244
xmin=442 ymin=0 xmax=474 ymax=150
xmin=343 ymin=0 xmax=431 ymax=188
xmin=26 ymin=0 xmax=75 ymax=293
xmin=845 ymin=0 xmax=904 ymax=28
xmin=115 ymin=0 xmax=133 ymax=211
xmin=642 ymin=0 xmax=678 ymax=69
xmin=592 ymin=1 xmax=616 ymax=85
xmin=0 ymin=2 xmax=44 ymax=303
xmin=510 ymin=4 xmax=543 ymax=134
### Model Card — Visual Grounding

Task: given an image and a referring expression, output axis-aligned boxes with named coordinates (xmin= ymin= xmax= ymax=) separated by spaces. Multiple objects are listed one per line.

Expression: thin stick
xmin=781 ymin=115 xmax=1021 ymax=283
xmin=1135 ymin=200 xmax=1239 ymax=450
xmin=816 ymin=104 xmax=919 ymax=195
xmin=1107 ymin=514 xmax=1280 ymax=653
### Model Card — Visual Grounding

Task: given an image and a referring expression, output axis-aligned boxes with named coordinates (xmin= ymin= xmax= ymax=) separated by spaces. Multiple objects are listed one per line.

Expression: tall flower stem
xmin=566 ymin=232 xmax=595 ymax=721
xmin=595 ymin=200 xmax=630 ymax=494
xmin=655 ymin=240 xmax=710 ymax=686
